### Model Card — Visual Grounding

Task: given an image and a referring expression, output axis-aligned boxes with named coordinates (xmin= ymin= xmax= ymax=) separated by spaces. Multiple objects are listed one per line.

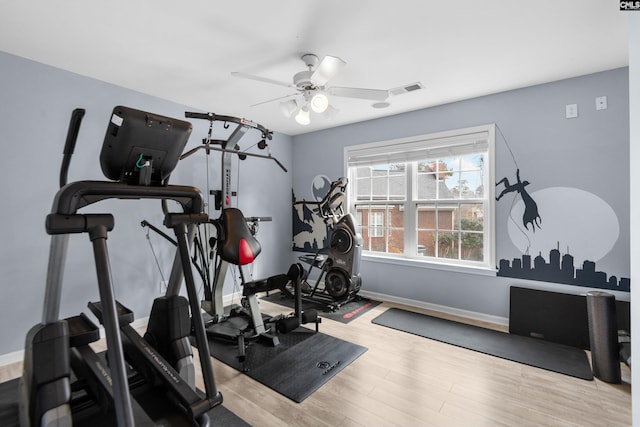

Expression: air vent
xmin=389 ymin=82 xmax=424 ymax=97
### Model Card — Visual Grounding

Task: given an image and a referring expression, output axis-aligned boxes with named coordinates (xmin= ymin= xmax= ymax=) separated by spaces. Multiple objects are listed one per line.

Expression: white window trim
xmin=344 ymin=124 xmax=496 ymax=272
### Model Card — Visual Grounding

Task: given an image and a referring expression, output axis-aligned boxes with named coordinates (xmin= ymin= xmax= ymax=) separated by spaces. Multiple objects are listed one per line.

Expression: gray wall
xmin=0 ymin=51 xmax=293 ymax=355
xmin=291 ymin=67 xmax=630 ymax=320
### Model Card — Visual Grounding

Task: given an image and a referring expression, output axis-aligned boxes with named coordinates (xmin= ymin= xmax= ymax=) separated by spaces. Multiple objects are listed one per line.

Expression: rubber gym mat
xmin=372 ymin=308 xmax=593 ymax=380
xmin=260 ymin=293 xmax=381 ymax=323
xmin=204 ymin=327 xmax=367 ymax=402
xmin=0 ymin=376 xmax=250 ymax=426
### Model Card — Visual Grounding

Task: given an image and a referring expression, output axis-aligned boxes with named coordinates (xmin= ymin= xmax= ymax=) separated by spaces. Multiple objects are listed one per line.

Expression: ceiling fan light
xmin=280 ymin=99 xmax=298 ymax=118
xmin=310 ymin=92 xmax=329 ymax=113
xmin=295 ymin=107 xmax=311 ymax=125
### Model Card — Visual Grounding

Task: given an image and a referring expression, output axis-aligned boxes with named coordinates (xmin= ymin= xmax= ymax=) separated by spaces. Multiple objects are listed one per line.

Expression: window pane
xmin=371 ymin=176 xmax=388 ymax=199
xmin=355 ymin=172 xmax=371 ymax=200
xmin=460 ymin=203 xmax=484 ymax=223
xmin=437 ymin=231 xmax=459 ymax=259
xmin=416 ymin=160 xmax=453 ymax=200
xmin=459 ymin=170 xmax=484 ymax=198
xmin=416 ymin=204 xmax=438 ymax=258
xmin=441 ymin=157 xmax=460 ymax=199
xmin=460 ymin=204 xmax=484 ymax=261
xmin=388 ymin=204 xmax=404 ymax=228
xmin=416 ymin=171 xmax=438 ymax=199
xmin=356 ymin=205 xmax=373 ymax=245
xmin=388 ymin=173 xmax=405 ymax=200
xmin=460 ymin=153 xmax=485 ymax=197
xmin=355 ymin=164 xmax=406 ymax=201
xmin=356 ymin=203 xmax=404 ymax=254
xmin=417 ymin=206 xmax=435 ymax=230
xmin=417 ymin=230 xmax=436 ymax=257
xmin=356 ymin=167 xmax=371 ymax=178
xmin=386 ymin=204 xmax=404 ymax=254
xmin=461 ymin=231 xmax=483 ymax=261
xmin=436 ymin=205 xmax=457 ymax=231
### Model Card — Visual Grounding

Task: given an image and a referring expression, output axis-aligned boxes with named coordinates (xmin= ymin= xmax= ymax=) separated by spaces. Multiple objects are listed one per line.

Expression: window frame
xmin=344 ymin=124 xmax=496 ymax=271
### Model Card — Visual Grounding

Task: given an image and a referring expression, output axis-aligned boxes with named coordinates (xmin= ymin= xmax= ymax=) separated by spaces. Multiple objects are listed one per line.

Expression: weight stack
xmin=586 ymin=291 xmax=621 ymax=383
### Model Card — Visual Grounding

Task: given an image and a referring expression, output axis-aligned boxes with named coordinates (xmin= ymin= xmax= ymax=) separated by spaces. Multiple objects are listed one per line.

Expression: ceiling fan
xmin=231 ymin=53 xmax=391 ymax=125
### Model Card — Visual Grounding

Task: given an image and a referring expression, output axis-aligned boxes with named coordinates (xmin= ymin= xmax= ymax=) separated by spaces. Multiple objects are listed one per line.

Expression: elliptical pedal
xmin=88 ymin=300 xmax=135 ymax=327
xmin=65 ymin=313 xmax=100 ymax=348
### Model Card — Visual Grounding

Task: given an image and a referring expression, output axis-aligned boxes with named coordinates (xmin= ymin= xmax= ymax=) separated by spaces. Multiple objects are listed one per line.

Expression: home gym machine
xmin=20 ymin=106 xmax=222 ymax=426
xmin=146 ymin=112 xmax=319 ymax=370
xmin=294 ymin=177 xmax=363 ymax=311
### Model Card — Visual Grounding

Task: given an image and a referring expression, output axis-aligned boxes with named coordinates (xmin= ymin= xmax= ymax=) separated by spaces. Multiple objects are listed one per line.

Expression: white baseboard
xmin=359 ymin=290 xmax=509 ymax=327
xmin=0 ymin=350 xmax=24 ymax=367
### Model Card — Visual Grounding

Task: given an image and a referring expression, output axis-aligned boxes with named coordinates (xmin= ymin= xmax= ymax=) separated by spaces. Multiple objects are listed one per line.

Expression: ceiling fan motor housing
xmin=301 ymin=53 xmax=319 ymax=68
xmin=293 ymin=70 xmax=315 ymax=90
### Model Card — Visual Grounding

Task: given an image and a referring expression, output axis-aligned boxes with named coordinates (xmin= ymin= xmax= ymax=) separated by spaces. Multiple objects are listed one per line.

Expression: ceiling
xmin=0 ymin=1 xmax=629 ymax=136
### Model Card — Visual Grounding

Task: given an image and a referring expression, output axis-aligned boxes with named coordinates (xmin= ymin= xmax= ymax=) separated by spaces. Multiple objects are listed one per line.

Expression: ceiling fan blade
xmin=250 ymin=92 xmax=299 ymax=107
xmin=328 ymin=86 xmax=389 ymax=102
xmin=231 ymin=71 xmax=293 ymax=88
xmin=310 ymin=55 xmax=346 ymax=86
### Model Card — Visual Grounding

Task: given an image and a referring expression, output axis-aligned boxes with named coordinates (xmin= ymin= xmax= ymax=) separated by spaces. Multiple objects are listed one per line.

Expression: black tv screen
xmin=100 ymin=106 xmax=192 ymax=185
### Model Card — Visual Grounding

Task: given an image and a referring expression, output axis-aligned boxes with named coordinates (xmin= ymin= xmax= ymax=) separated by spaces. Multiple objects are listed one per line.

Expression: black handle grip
xmin=59 ymin=108 xmax=86 ymax=187
xmin=63 ymin=108 xmax=85 ymax=155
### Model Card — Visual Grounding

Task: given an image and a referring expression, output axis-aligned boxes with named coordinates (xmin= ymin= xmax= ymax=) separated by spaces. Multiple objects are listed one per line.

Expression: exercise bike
xmin=19 ymin=106 xmax=222 ymax=426
xmin=145 ymin=112 xmax=320 ymax=371
xmin=294 ymin=177 xmax=363 ymax=311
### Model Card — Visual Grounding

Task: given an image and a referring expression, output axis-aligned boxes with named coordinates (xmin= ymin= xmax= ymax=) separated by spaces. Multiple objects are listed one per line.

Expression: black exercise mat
xmin=372 ymin=308 xmax=593 ymax=380
xmin=260 ymin=293 xmax=381 ymax=323
xmin=0 ymin=377 xmax=250 ymax=427
xmin=204 ymin=327 xmax=367 ymax=402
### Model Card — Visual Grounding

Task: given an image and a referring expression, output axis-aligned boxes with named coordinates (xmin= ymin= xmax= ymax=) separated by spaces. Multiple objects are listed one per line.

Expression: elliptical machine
xmin=295 ymin=177 xmax=363 ymax=311
xmin=19 ymin=106 xmax=222 ymax=426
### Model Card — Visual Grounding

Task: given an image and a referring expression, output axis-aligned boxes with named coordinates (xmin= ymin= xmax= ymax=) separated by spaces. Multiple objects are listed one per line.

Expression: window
xmin=345 ymin=125 xmax=495 ymax=269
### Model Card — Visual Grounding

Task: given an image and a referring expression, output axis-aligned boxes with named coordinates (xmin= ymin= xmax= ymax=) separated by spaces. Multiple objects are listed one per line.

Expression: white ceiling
xmin=0 ymin=1 xmax=629 ymax=136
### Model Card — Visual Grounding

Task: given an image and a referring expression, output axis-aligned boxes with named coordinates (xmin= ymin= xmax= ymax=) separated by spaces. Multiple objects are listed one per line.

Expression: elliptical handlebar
xmin=59 ymin=108 xmax=86 ymax=188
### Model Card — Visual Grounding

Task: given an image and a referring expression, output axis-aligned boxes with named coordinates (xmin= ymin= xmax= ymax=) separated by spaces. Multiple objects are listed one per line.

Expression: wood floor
xmin=1 ymin=299 xmax=631 ymax=427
